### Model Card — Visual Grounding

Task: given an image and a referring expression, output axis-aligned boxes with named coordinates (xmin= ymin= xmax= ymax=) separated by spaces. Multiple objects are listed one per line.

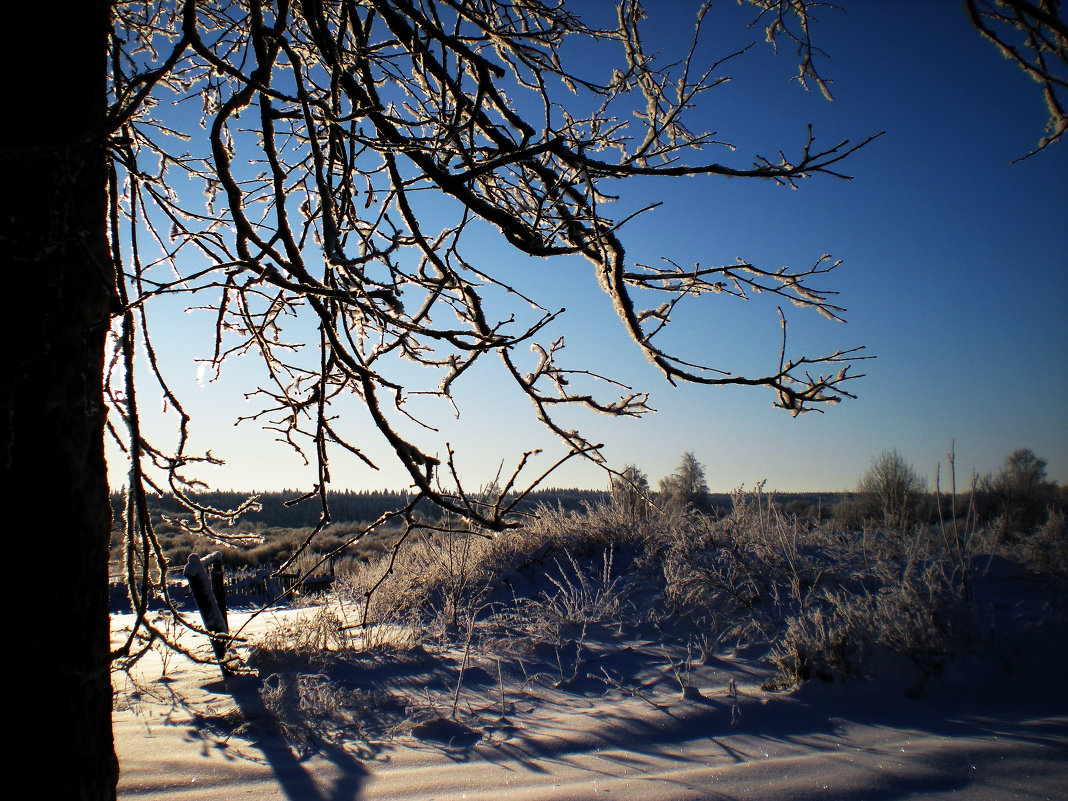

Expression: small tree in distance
xmin=610 ymin=464 xmax=654 ymax=519
xmin=858 ymin=449 xmax=926 ymax=530
xmin=659 ymin=452 xmax=712 ymax=514
xmin=977 ymin=448 xmax=1060 ymax=538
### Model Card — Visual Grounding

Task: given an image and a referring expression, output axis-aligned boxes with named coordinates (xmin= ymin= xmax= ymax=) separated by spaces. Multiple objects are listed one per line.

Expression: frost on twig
xmin=105 ymin=0 xmax=874 ymax=653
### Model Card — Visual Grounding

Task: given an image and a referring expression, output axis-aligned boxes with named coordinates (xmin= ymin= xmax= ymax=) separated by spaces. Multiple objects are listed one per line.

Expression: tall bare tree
xmin=4 ymin=3 xmax=118 ymax=798
xmin=6 ymin=1 xmax=1062 ymax=797
xmin=106 ymin=0 xmax=874 ymax=661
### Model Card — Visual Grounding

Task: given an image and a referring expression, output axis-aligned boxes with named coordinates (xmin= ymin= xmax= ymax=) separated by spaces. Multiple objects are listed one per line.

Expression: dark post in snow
xmin=210 ymin=556 xmax=229 ymax=629
xmin=184 ymin=552 xmax=232 ymax=676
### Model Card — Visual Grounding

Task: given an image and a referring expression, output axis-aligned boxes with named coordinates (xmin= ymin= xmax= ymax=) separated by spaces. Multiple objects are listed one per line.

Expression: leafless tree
xmin=610 ymin=464 xmax=653 ymax=518
xmin=6 ymin=2 xmax=1064 ymax=797
xmin=858 ymin=448 xmax=926 ymax=530
xmin=659 ymin=451 xmax=712 ymax=513
xmin=977 ymin=448 xmax=1060 ymax=537
xmin=104 ymin=0 xmax=882 ymax=662
xmin=965 ymin=0 xmax=1068 ymax=158
xmin=35 ymin=1 xmax=1063 ymax=796
xmin=5 ymin=4 xmax=117 ymax=797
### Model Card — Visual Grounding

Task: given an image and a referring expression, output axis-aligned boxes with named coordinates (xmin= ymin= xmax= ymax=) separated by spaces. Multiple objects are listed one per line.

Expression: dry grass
xmin=244 ymin=481 xmax=1065 ymax=744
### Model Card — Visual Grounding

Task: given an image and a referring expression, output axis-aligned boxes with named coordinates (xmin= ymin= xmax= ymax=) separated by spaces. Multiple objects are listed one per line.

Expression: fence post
xmin=184 ymin=552 xmax=232 ymax=677
xmin=210 ymin=556 xmax=229 ymax=630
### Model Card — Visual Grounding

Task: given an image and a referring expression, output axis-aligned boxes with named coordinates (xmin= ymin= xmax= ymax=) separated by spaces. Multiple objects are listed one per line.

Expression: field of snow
xmin=113 ymin=591 xmax=1068 ymax=801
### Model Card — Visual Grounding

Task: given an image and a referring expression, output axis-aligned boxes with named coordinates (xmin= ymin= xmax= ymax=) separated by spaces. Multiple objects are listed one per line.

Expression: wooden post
xmin=184 ymin=552 xmax=232 ymax=676
xmin=210 ymin=556 xmax=229 ymax=631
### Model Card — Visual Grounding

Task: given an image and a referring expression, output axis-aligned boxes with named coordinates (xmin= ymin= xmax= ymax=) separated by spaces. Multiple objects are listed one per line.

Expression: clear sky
xmin=111 ymin=0 xmax=1067 ymax=496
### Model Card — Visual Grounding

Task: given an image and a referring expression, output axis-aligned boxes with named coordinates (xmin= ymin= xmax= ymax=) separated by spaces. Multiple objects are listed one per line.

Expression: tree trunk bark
xmin=2 ymin=2 xmax=118 ymax=797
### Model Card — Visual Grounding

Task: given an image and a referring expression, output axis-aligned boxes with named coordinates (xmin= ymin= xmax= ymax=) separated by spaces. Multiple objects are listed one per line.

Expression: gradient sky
xmin=112 ymin=1 xmax=1067 ymax=495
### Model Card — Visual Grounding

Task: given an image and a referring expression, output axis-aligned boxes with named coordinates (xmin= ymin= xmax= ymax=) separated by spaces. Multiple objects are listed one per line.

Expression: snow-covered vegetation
xmin=113 ymin=458 xmax=1067 ymax=800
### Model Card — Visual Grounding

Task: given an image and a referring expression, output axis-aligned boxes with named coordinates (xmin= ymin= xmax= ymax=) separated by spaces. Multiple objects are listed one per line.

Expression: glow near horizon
xmin=108 ymin=1 xmax=1068 ymax=497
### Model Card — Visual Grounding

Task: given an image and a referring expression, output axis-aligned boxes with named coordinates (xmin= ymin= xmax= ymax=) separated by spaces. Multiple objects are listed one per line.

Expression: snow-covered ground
xmin=113 ymin=591 xmax=1068 ymax=801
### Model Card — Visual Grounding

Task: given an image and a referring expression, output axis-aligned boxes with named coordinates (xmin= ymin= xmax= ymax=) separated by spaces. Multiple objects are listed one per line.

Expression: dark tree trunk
xmin=2 ymin=2 xmax=118 ymax=798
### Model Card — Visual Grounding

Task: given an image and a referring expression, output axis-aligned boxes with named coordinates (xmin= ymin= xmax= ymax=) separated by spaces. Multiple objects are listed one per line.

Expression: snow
xmin=112 ymin=585 xmax=1068 ymax=801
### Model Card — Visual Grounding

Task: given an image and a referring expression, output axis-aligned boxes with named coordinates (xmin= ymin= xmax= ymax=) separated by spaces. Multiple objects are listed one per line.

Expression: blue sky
xmin=113 ymin=1 xmax=1067 ymax=495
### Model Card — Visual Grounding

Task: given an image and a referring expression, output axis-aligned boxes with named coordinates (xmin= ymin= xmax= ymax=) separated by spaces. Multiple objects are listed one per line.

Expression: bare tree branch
xmin=965 ymin=0 xmax=1068 ymax=158
xmin=105 ymin=0 xmax=875 ymax=654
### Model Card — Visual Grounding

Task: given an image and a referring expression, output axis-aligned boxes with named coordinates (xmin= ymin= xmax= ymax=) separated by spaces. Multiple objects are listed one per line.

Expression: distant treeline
xmin=110 ymin=487 xmax=614 ymax=529
xmin=109 ymin=487 xmax=852 ymax=530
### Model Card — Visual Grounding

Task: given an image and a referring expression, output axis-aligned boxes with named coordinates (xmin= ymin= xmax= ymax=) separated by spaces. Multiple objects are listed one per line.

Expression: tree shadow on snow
xmin=199 ymin=672 xmax=370 ymax=801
